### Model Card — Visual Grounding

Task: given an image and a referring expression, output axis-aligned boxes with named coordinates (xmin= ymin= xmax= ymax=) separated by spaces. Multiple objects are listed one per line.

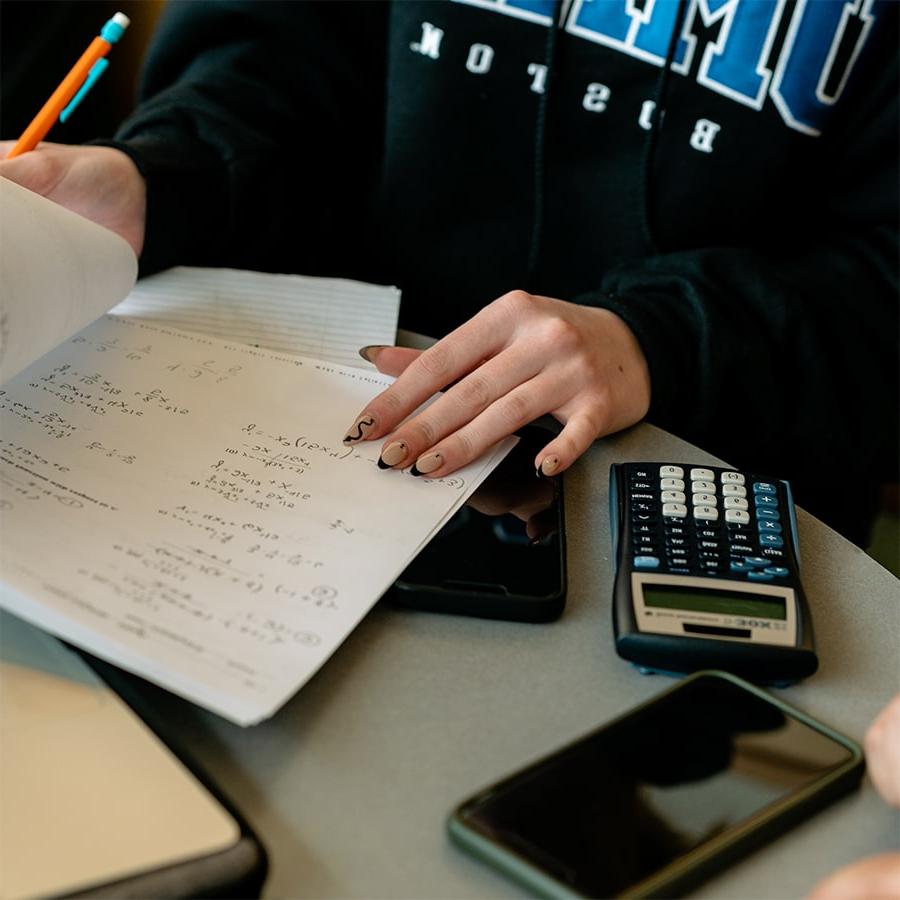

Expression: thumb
xmin=359 ymin=345 xmax=422 ymax=376
xmin=0 ymin=144 xmax=62 ymax=197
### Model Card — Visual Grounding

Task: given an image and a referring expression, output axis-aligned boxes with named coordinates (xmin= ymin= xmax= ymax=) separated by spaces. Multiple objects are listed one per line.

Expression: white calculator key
xmin=726 ymin=508 xmax=750 ymax=524
xmin=662 ymin=502 xmax=688 ymax=518
xmin=691 ymin=481 xmax=716 ymax=494
xmin=661 ymin=490 xmax=686 ymax=504
xmin=660 ymin=465 xmax=684 ymax=479
xmin=721 ymin=471 xmax=745 ymax=485
xmin=722 ymin=483 xmax=747 ymax=497
xmin=693 ymin=493 xmax=717 ymax=506
xmin=660 ymin=478 xmax=685 ymax=491
xmin=690 ymin=468 xmax=715 ymax=482
xmin=724 ymin=496 xmax=749 ymax=510
xmin=693 ymin=505 xmax=719 ymax=521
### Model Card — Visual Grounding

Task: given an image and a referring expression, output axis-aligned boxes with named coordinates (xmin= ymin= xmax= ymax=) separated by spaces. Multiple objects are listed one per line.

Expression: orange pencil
xmin=6 ymin=12 xmax=130 ymax=159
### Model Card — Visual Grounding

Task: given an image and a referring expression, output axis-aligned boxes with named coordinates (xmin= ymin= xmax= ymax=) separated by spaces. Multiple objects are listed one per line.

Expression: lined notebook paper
xmin=112 ymin=267 xmax=401 ymax=369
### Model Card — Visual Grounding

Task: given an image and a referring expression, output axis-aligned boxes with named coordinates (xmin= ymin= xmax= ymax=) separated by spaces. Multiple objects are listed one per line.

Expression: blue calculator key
xmin=764 ymin=566 xmax=790 ymax=577
xmin=730 ymin=560 xmax=752 ymax=573
xmin=754 ymin=494 xmax=779 ymax=507
xmin=745 ymin=556 xmax=770 ymax=567
xmin=753 ymin=482 xmax=777 ymax=494
xmin=759 ymin=533 xmax=784 ymax=548
xmin=634 ymin=556 xmax=660 ymax=569
xmin=757 ymin=519 xmax=782 ymax=532
xmin=747 ymin=570 xmax=774 ymax=582
xmin=756 ymin=508 xmax=781 ymax=520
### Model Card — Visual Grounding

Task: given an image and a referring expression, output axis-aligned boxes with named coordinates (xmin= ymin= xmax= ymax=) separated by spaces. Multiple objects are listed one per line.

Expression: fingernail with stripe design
xmin=343 ymin=414 xmax=376 ymax=444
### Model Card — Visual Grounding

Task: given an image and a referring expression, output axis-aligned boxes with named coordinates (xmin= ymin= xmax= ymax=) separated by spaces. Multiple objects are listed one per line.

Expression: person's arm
xmin=353 ymin=41 xmax=897 ymax=542
xmin=104 ymin=0 xmax=387 ymax=276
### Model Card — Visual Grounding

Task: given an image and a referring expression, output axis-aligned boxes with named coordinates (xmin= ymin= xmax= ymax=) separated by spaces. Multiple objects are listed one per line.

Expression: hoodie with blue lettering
xmin=106 ymin=0 xmax=898 ymax=545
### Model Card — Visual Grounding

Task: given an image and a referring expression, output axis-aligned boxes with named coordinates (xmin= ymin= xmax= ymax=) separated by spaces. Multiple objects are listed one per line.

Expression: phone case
xmin=448 ymin=671 xmax=864 ymax=899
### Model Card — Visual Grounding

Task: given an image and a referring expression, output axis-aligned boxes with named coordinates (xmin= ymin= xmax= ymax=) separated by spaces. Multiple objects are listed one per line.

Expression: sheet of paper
xmin=111 ymin=267 xmax=400 ymax=369
xmin=0 ymin=315 xmax=513 ymax=725
xmin=0 ymin=178 xmax=137 ymax=384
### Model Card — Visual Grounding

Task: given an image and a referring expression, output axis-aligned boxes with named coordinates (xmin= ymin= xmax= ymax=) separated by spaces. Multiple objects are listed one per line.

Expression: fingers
xmin=534 ymin=412 xmax=600 ymax=477
xmin=361 ymin=345 xmax=421 ymax=376
xmin=372 ymin=348 xmax=542 ymax=473
xmin=0 ymin=144 xmax=63 ymax=195
xmin=343 ymin=297 xmax=521 ymax=445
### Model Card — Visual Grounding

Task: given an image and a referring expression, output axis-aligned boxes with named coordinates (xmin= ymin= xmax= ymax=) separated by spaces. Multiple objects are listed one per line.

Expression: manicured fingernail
xmin=377 ymin=441 xmax=408 ymax=469
xmin=410 ymin=452 xmax=442 ymax=477
xmin=539 ymin=456 xmax=560 ymax=476
xmin=359 ymin=345 xmax=388 ymax=363
xmin=343 ymin=414 xmax=376 ymax=444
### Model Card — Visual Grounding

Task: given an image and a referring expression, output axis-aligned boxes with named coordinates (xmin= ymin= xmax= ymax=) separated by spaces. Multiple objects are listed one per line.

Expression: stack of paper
xmin=0 ymin=180 xmax=514 ymax=726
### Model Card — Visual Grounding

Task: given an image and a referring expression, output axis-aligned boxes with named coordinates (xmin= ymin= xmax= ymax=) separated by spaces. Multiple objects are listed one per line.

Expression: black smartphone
xmin=449 ymin=671 xmax=864 ymax=899
xmin=387 ymin=426 xmax=566 ymax=622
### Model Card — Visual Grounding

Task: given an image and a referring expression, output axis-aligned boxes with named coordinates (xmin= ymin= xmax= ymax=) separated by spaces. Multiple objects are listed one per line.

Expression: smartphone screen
xmin=454 ymin=674 xmax=859 ymax=897
xmin=389 ymin=428 xmax=565 ymax=621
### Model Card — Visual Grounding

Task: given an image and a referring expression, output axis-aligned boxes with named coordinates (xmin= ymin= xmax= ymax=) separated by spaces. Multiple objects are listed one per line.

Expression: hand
xmin=807 ymin=853 xmax=900 ymax=899
xmin=342 ymin=291 xmax=651 ymax=477
xmin=0 ymin=142 xmax=146 ymax=255
xmin=865 ymin=693 xmax=900 ymax=807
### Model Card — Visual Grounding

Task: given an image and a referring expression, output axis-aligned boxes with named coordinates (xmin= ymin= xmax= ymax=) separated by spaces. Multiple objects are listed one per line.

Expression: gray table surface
xmin=129 ymin=423 xmax=900 ymax=899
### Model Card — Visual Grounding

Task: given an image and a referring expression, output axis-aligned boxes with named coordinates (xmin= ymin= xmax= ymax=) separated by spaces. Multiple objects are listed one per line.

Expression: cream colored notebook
xmin=0 ymin=609 xmax=240 ymax=900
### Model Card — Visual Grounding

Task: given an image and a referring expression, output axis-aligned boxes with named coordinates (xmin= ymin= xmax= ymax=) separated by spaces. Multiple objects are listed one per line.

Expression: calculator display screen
xmin=643 ymin=585 xmax=786 ymax=620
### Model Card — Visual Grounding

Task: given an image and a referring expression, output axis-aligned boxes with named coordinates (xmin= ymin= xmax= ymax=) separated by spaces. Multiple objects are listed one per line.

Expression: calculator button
xmin=668 ymin=567 xmax=691 ymax=575
xmin=725 ymin=509 xmax=750 ymax=524
xmin=662 ymin=503 xmax=688 ymax=518
xmin=631 ymin=480 xmax=654 ymax=491
xmin=690 ymin=468 xmax=715 ymax=482
xmin=730 ymin=531 xmax=751 ymax=543
xmin=722 ymin=484 xmax=747 ymax=497
xmin=699 ymin=540 xmax=720 ymax=550
xmin=691 ymin=481 xmax=716 ymax=494
xmin=660 ymin=465 xmax=684 ymax=479
xmin=753 ymin=482 xmax=777 ymax=494
xmin=698 ymin=529 xmax=719 ymax=539
xmin=664 ymin=525 xmax=688 ymax=538
xmin=745 ymin=557 xmax=770 ymax=567
xmin=754 ymin=494 xmax=779 ymax=508
xmin=729 ymin=545 xmax=752 ymax=556
xmin=694 ymin=506 xmax=718 ymax=521
xmin=630 ymin=492 xmax=656 ymax=501
xmin=660 ymin=477 xmax=685 ymax=491
xmin=759 ymin=533 xmax=784 ymax=548
xmin=693 ymin=493 xmax=717 ymax=506
xmin=661 ymin=490 xmax=686 ymax=504
xmin=634 ymin=556 xmax=660 ymax=569
xmin=700 ymin=561 xmax=721 ymax=573
xmin=756 ymin=508 xmax=780 ymax=520
xmin=757 ymin=519 xmax=782 ymax=532
xmin=665 ymin=536 xmax=689 ymax=548
xmin=764 ymin=566 xmax=790 ymax=577
xmin=730 ymin=560 xmax=752 ymax=573
xmin=747 ymin=571 xmax=774 ymax=582
xmin=723 ymin=496 xmax=748 ymax=510
xmin=721 ymin=471 xmax=745 ymax=485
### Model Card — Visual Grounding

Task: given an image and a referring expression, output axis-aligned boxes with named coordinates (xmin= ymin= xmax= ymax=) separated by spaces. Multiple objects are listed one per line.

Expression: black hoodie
xmin=107 ymin=0 xmax=898 ymax=544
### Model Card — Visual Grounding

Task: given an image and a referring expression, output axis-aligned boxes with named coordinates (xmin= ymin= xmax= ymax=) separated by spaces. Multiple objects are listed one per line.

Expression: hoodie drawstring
xmin=641 ymin=0 xmax=689 ymax=253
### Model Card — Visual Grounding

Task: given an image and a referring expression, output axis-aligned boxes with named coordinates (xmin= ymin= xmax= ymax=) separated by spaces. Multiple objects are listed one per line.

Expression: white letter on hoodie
xmin=411 ymin=22 xmax=444 ymax=60
xmin=690 ymin=118 xmax=721 ymax=152
xmin=466 ymin=44 xmax=495 ymax=74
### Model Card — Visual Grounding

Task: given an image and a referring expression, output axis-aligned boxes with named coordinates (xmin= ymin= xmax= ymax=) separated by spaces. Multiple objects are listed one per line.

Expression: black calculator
xmin=609 ymin=463 xmax=817 ymax=685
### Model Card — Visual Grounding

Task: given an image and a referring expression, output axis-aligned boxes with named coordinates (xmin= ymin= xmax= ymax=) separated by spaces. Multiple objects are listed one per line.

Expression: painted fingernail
xmin=358 ymin=345 xmax=388 ymax=363
xmin=377 ymin=441 xmax=408 ymax=469
xmin=539 ymin=456 xmax=560 ymax=477
xmin=410 ymin=452 xmax=442 ymax=477
xmin=342 ymin=414 xmax=376 ymax=444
